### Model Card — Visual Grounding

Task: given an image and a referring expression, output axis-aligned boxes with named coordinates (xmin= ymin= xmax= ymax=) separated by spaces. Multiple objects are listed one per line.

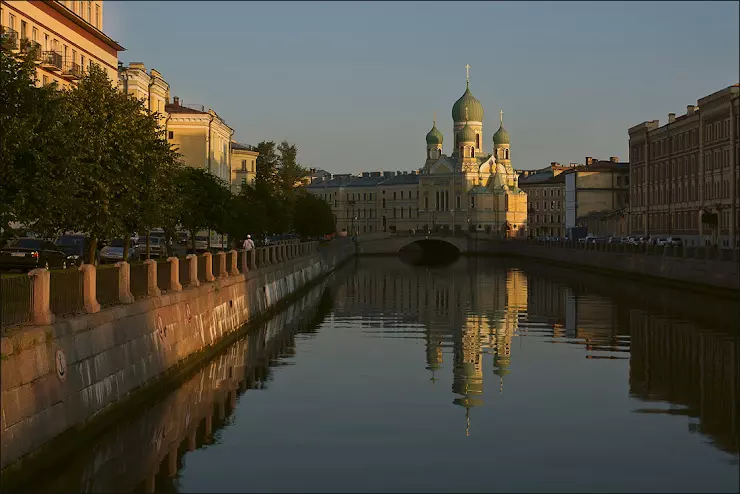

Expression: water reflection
xmin=335 ymin=257 xmax=738 ymax=453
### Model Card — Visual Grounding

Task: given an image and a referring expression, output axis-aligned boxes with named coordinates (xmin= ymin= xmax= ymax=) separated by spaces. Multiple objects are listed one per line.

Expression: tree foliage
xmin=1 ymin=48 xmax=333 ymax=259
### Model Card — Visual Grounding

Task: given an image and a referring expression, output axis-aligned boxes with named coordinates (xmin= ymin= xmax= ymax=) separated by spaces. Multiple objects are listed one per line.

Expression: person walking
xmin=243 ymin=235 xmax=255 ymax=251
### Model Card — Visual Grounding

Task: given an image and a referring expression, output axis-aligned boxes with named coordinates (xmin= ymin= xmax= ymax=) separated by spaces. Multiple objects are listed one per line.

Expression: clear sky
xmin=105 ymin=1 xmax=738 ymax=173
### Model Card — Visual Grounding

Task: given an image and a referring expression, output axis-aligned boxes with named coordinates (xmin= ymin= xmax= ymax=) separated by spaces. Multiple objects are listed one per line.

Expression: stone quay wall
xmin=0 ymin=239 xmax=355 ymax=472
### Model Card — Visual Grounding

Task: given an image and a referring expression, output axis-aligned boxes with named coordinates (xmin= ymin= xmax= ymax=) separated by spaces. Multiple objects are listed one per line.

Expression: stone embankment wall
xmin=489 ymin=241 xmax=739 ymax=292
xmin=0 ymin=240 xmax=355 ymax=472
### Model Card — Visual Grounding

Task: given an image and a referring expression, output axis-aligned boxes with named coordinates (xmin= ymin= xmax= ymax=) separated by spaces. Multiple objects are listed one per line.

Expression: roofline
xmin=48 ymin=1 xmax=125 ymax=52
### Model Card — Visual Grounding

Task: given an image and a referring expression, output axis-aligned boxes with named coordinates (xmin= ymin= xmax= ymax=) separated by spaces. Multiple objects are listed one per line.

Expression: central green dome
xmin=426 ymin=123 xmax=443 ymax=145
xmin=452 ymin=82 xmax=484 ymax=123
xmin=459 ymin=122 xmax=476 ymax=143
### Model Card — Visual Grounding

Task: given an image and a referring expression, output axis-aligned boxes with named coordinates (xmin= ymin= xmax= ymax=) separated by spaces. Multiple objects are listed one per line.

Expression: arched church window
xmin=471 ymin=147 xmax=475 ymax=158
xmin=505 ymin=149 xmax=509 ymax=159
xmin=476 ymin=134 xmax=480 ymax=149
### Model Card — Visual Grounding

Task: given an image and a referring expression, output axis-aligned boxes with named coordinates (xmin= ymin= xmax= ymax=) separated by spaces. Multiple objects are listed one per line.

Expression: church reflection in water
xmin=335 ymin=257 xmax=738 ymax=450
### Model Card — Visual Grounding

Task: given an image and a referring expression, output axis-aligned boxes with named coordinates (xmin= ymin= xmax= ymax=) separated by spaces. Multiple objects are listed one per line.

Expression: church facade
xmin=305 ymin=70 xmax=528 ymax=237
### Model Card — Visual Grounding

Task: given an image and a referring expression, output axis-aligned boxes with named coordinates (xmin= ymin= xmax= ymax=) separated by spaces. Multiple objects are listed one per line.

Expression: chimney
xmin=687 ymin=105 xmax=697 ymax=116
xmin=668 ymin=113 xmax=676 ymax=124
xmin=610 ymin=156 xmax=619 ymax=163
xmin=550 ymin=162 xmax=560 ymax=167
xmin=585 ymin=157 xmax=594 ymax=166
xmin=173 ymin=96 xmax=180 ymax=106
xmin=129 ymin=62 xmax=146 ymax=70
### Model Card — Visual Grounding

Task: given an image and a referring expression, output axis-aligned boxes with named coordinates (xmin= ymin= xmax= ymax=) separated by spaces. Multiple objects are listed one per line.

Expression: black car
xmin=55 ymin=235 xmax=96 ymax=266
xmin=0 ymin=237 xmax=69 ymax=271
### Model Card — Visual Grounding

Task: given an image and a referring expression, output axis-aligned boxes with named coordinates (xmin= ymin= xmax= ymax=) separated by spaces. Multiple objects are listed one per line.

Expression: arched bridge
xmin=355 ymin=233 xmax=477 ymax=255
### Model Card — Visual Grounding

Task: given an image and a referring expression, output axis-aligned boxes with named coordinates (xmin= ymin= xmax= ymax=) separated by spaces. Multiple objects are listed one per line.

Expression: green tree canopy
xmin=292 ymin=191 xmax=336 ymax=238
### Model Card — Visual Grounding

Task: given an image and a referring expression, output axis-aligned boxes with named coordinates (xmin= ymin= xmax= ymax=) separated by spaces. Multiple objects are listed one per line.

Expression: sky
xmin=105 ymin=1 xmax=739 ymax=174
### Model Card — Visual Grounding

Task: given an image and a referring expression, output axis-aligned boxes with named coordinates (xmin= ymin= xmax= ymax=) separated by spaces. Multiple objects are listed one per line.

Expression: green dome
xmin=459 ymin=122 xmax=476 ymax=143
xmin=452 ymin=82 xmax=484 ymax=123
xmin=493 ymin=124 xmax=510 ymax=145
xmin=426 ymin=123 xmax=443 ymax=145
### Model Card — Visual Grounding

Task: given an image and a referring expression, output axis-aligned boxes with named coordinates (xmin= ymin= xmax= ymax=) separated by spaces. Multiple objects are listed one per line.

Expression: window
xmin=8 ymin=13 xmax=15 ymax=30
xmin=95 ymin=4 xmax=100 ymax=28
xmin=400 ymin=191 xmax=404 ymax=199
xmin=456 ymin=195 xmax=461 ymax=210
xmin=32 ymin=27 xmax=37 ymax=42
xmin=71 ymin=49 xmax=76 ymax=64
xmin=87 ymin=2 xmax=92 ymax=22
xmin=20 ymin=21 xmax=27 ymax=39
xmin=470 ymin=195 xmax=475 ymax=209
xmin=80 ymin=55 xmax=85 ymax=70
xmin=393 ymin=191 xmax=397 ymax=200
xmin=168 ymin=131 xmax=174 ymax=139
xmin=42 ymin=75 xmax=48 ymax=85
xmin=476 ymin=134 xmax=480 ymax=149
xmin=241 ymin=159 xmax=247 ymax=171
xmin=44 ymin=33 xmax=49 ymax=51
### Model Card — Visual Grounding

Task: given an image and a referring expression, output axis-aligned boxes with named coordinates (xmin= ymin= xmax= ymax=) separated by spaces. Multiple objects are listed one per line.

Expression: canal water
xmin=10 ymin=257 xmax=739 ymax=493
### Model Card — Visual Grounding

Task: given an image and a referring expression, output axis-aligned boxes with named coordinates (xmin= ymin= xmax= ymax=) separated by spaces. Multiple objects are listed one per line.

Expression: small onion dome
xmin=452 ymin=82 xmax=484 ymax=123
xmin=493 ymin=123 xmax=510 ymax=145
xmin=459 ymin=121 xmax=476 ymax=143
xmin=426 ymin=123 xmax=443 ymax=145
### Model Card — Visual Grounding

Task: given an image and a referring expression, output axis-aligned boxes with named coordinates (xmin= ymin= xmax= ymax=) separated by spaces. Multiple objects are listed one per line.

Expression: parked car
xmin=194 ymin=235 xmax=209 ymax=252
xmin=666 ymin=237 xmax=683 ymax=247
xmin=0 ymin=237 xmax=69 ymax=271
xmin=584 ymin=235 xmax=597 ymax=244
xmin=607 ymin=236 xmax=623 ymax=244
xmin=54 ymin=234 xmax=96 ymax=266
xmin=654 ymin=237 xmax=669 ymax=246
xmin=99 ymin=239 xmax=138 ymax=264
xmin=139 ymin=235 xmax=165 ymax=259
xmin=178 ymin=231 xmax=189 ymax=245
xmin=130 ymin=232 xmax=140 ymax=246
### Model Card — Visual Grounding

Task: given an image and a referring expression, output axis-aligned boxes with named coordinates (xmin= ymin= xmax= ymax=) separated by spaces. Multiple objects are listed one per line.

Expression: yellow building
xmin=164 ymin=97 xmax=234 ymax=184
xmin=118 ymin=62 xmax=169 ymax=128
xmin=230 ymin=141 xmax=259 ymax=193
xmin=304 ymin=69 xmax=528 ymax=237
xmin=1 ymin=0 xmax=123 ymax=88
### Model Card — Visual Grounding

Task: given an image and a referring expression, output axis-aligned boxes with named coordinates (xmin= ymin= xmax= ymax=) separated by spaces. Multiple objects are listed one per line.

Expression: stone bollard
xmin=249 ymin=249 xmax=256 ymax=270
xmin=144 ymin=259 xmax=161 ymax=296
xmin=115 ymin=261 xmax=135 ymax=303
xmin=270 ymin=246 xmax=277 ymax=264
xmin=229 ymin=249 xmax=239 ymax=276
xmin=216 ymin=251 xmax=228 ymax=278
xmin=241 ymin=249 xmax=249 ymax=272
xmin=80 ymin=264 xmax=101 ymax=314
xmin=186 ymin=254 xmax=200 ymax=287
xmin=168 ymin=257 xmax=182 ymax=292
xmin=28 ymin=268 xmax=53 ymax=325
xmin=203 ymin=252 xmax=216 ymax=282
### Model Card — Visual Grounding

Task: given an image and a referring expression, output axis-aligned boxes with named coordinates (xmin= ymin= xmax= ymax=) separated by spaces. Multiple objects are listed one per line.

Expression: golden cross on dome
xmin=465 ymin=64 xmax=470 ymax=83
xmin=500 ymin=109 xmax=504 ymax=124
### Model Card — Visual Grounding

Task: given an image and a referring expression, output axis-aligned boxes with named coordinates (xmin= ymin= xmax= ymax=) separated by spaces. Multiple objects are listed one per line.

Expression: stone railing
xmin=2 ymin=240 xmax=324 ymax=331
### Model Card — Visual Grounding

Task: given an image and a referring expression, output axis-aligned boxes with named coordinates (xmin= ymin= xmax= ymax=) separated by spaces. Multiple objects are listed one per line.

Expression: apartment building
xmin=1 ymin=0 xmax=123 ymax=88
xmin=564 ymin=157 xmax=630 ymax=237
xmin=518 ymin=163 xmax=573 ymax=237
xmin=164 ymin=97 xmax=234 ymax=184
xmin=118 ymin=62 xmax=169 ymax=128
xmin=628 ymin=84 xmax=739 ymax=247
xmin=230 ymin=142 xmax=259 ymax=193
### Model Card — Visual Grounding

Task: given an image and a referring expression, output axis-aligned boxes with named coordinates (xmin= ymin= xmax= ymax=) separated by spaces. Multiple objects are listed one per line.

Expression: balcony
xmin=1 ymin=27 xmax=19 ymax=51
xmin=41 ymin=51 xmax=63 ymax=71
xmin=62 ymin=61 xmax=82 ymax=79
xmin=20 ymin=39 xmax=42 ymax=61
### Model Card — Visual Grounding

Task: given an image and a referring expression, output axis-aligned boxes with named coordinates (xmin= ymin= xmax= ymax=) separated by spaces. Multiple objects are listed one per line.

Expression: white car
xmin=194 ymin=235 xmax=209 ymax=252
xmin=100 ymin=239 xmax=138 ymax=264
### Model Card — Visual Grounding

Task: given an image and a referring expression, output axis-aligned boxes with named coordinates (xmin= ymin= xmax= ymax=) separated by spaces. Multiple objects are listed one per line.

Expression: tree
xmin=277 ymin=140 xmax=307 ymax=199
xmin=0 ymin=43 xmax=75 ymax=240
xmin=176 ymin=167 xmax=231 ymax=252
xmin=254 ymin=141 xmax=280 ymax=191
xmin=292 ymin=191 xmax=336 ymax=238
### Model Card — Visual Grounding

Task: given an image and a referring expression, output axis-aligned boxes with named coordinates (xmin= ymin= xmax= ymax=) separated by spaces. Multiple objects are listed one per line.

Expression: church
xmin=305 ymin=66 xmax=528 ymax=237
xmin=419 ymin=66 xmax=527 ymax=237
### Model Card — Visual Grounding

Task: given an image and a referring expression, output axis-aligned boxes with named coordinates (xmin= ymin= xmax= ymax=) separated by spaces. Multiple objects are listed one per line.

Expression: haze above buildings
xmin=106 ymin=1 xmax=739 ymax=174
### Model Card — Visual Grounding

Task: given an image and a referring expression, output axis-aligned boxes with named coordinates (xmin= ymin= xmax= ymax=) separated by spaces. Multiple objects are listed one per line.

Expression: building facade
xmin=563 ymin=157 xmax=629 ymax=237
xmin=230 ymin=142 xmax=259 ymax=193
xmin=518 ymin=163 xmax=572 ymax=237
xmin=1 ymin=0 xmax=123 ymax=88
xmin=305 ymin=71 xmax=528 ymax=237
xmin=118 ymin=62 xmax=169 ymax=128
xmin=164 ymin=97 xmax=234 ymax=184
xmin=628 ymin=84 xmax=739 ymax=247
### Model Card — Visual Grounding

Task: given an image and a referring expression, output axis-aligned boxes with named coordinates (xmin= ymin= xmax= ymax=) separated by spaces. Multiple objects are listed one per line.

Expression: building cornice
xmin=43 ymin=0 xmax=125 ymax=52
